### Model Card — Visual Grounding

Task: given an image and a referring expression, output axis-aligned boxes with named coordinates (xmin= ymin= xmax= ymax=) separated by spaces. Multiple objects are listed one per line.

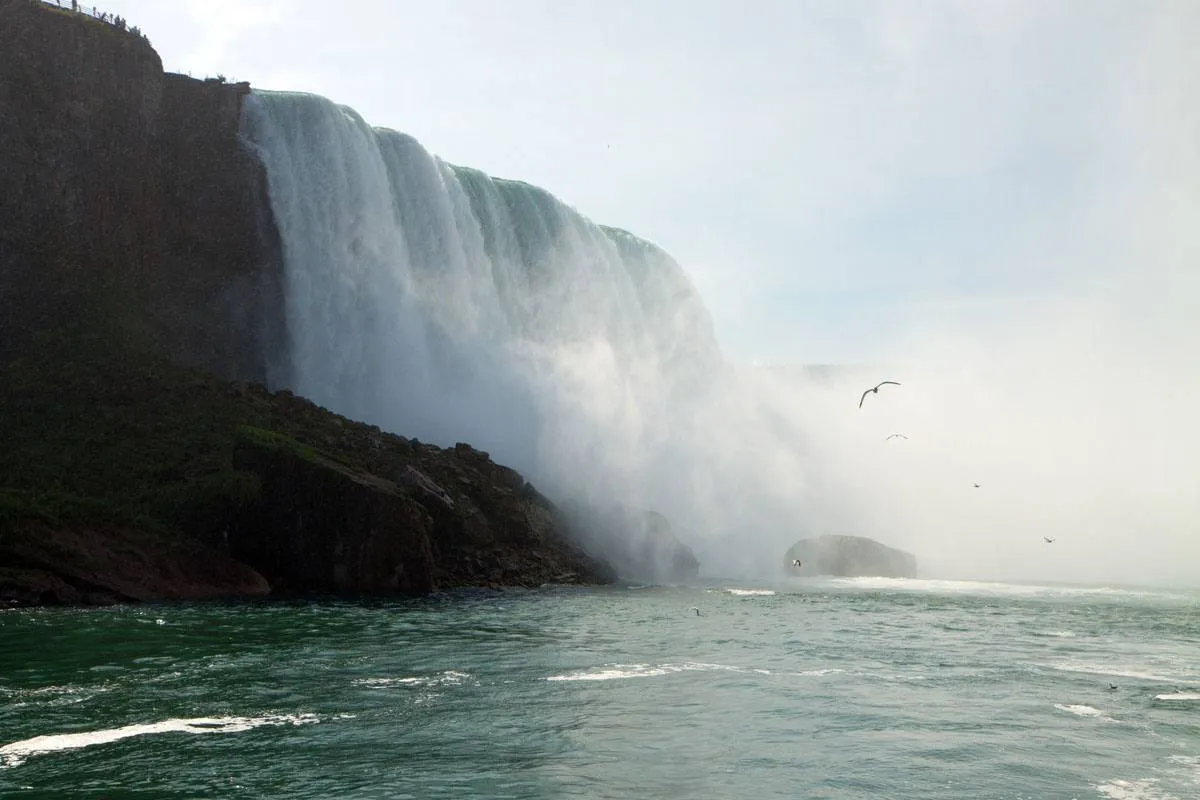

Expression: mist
xmin=234 ymin=2 xmax=1199 ymax=590
xmin=242 ymin=74 xmax=1199 ymax=589
xmin=644 ymin=0 xmax=1200 ymax=587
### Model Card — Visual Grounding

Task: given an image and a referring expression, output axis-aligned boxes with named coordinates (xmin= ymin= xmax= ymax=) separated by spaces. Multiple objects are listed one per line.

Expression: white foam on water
xmin=725 ymin=589 xmax=776 ymax=596
xmin=1155 ymin=692 xmax=1200 ymax=701
xmin=546 ymin=661 xmax=759 ymax=682
xmin=1032 ymin=630 xmax=1077 ymax=638
xmin=353 ymin=670 xmax=472 ymax=689
xmin=1055 ymin=703 xmax=1118 ymax=723
xmin=0 ymin=713 xmax=319 ymax=768
xmin=1046 ymin=661 xmax=1192 ymax=684
xmin=828 ymin=577 xmax=1192 ymax=603
xmin=1095 ymin=778 xmax=1179 ymax=800
xmin=0 ymin=683 xmax=113 ymax=708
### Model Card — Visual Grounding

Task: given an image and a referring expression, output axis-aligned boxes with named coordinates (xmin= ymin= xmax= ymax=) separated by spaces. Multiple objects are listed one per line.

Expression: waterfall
xmin=239 ymin=90 xmax=728 ymax=511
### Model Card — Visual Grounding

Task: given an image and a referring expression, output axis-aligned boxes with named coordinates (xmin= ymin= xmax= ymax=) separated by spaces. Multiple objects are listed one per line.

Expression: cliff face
xmin=0 ymin=0 xmax=282 ymax=381
xmin=784 ymin=535 xmax=918 ymax=579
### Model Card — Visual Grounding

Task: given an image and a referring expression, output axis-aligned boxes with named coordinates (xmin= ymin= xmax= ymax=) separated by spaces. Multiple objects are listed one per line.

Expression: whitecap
xmin=1154 ymin=692 xmax=1200 ymax=701
xmin=1054 ymin=703 xmax=1118 ymax=723
xmin=1095 ymin=778 xmax=1179 ymax=800
xmin=725 ymin=589 xmax=776 ymax=596
xmin=829 ymin=577 xmax=1194 ymax=603
xmin=1031 ymin=630 xmax=1076 ymax=638
xmin=353 ymin=670 xmax=472 ymax=689
xmin=0 ymin=714 xmax=318 ymax=768
xmin=1045 ymin=661 xmax=1190 ymax=684
xmin=546 ymin=661 xmax=756 ymax=682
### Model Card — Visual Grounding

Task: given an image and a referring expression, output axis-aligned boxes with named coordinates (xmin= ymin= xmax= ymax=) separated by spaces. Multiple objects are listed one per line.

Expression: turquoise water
xmin=2 ymin=578 xmax=1198 ymax=799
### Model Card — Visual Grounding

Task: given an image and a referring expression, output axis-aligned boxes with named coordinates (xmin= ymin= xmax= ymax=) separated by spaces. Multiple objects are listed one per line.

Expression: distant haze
xmin=96 ymin=0 xmax=1200 ymax=586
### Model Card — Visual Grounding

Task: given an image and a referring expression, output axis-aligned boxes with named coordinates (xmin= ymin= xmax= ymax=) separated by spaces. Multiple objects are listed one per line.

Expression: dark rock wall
xmin=0 ymin=0 xmax=283 ymax=381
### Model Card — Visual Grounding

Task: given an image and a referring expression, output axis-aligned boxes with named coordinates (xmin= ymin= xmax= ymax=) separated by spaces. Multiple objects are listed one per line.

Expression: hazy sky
xmin=92 ymin=0 xmax=1199 ymax=364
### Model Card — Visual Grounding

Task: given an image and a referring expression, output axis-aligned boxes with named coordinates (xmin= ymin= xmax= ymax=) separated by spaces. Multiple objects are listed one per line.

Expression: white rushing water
xmin=241 ymin=91 xmax=720 ymax=481
xmin=239 ymin=90 xmax=846 ymax=576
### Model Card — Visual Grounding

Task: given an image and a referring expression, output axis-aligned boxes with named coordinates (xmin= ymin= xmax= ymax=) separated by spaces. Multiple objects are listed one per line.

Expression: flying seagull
xmin=689 ymin=606 xmax=701 ymax=616
xmin=792 ymin=559 xmax=803 ymax=568
xmin=886 ymin=434 xmax=909 ymax=441
xmin=1044 ymin=537 xmax=1056 ymax=544
xmin=859 ymin=381 xmax=901 ymax=408
xmin=973 ymin=483 xmax=981 ymax=488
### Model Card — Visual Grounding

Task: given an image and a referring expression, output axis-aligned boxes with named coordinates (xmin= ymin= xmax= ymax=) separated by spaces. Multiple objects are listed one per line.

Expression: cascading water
xmin=239 ymin=90 xmax=830 ymax=576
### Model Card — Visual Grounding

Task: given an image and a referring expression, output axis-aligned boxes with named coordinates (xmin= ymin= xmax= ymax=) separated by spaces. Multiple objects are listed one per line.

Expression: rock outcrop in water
xmin=784 ymin=535 xmax=917 ymax=579
xmin=561 ymin=502 xmax=700 ymax=584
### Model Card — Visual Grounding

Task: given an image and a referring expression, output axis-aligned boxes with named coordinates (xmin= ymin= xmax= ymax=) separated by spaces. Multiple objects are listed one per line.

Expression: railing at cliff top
xmin=35 ymin=0 xmax=151 ymax=47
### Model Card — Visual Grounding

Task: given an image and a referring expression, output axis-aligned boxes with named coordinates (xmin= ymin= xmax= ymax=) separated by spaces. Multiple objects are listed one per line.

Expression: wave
xmin=1095 ymin=778 xmax=1182 ymax=800
xmin=723 ymin=588 xmax=777 ymax=596
xmin=0 ymin=714 xmax=318 ymax=768
xmin=1154 ymin=692 xmax=1200 ymax=701
xmin=544 ymin=662 xmax=843 ymax=682
xmin=1054 ymin=703 xmax=1118 ymax=723
xmin=352 ymin=670 xmax=472 ymax=689
xmin=826 ymin=577 xmax=1194 ymax=602
xmin=1046 ymin=661 xmax=1195 ymax=684
xmin=546 ymin=661 xmax=763 ymax=682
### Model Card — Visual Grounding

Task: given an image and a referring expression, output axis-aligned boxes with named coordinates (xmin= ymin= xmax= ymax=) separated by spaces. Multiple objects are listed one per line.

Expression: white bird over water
xmin=859 ymin=381 xmax=901 ymax=408
xmin=886 ymin=434 xmax=908 ymax=441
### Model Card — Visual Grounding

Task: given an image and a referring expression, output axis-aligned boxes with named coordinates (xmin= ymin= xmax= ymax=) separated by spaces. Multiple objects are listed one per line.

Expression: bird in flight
xmin=859 ymin=381 xmax=901 ymax=408
xmin=791 ymin=559 xmax=803 ymax=568
xmin=886 ymin=434 xmax=908 ymax=441
xmin=973 ymin=483 xmax=981 ymax=488
xmin=1044 ymin=537 xmax=1056 ymax=544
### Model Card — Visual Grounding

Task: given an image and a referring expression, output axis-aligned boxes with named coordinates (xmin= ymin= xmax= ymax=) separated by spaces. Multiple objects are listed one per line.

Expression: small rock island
xmin=784 ymin=535 xmax=918 ymax=579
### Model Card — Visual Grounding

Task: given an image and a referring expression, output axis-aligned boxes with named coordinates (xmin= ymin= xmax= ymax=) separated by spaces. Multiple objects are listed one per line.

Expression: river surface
xmin=2 ymin=578 xmax=1198 ymax=799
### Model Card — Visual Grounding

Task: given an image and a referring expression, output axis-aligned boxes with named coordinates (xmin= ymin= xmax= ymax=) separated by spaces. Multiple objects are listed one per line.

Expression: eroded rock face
xmin=562 ymin=502 xmax=700 ymax=584
xmin=221 ymin=426 xmax=617 ymax=597
xmin=784 ymin=535 xmax=917 ymax=579
xmin=229 ymin=430 xmax=437 ymax=595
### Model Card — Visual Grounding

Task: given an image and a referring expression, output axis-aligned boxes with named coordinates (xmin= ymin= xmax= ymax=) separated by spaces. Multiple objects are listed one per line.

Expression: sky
xmin=80 ymin=0 xmax=1200 ymax=583
xmin=89 ymin=0 xmax=1198 ymax=365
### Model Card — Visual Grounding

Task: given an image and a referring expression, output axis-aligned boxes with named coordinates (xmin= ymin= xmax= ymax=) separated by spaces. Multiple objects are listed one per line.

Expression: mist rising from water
xmin=241 ymin=61 xmax=1199 ymax=588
